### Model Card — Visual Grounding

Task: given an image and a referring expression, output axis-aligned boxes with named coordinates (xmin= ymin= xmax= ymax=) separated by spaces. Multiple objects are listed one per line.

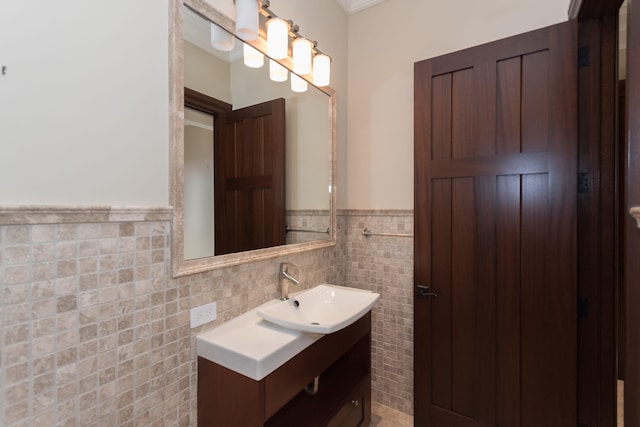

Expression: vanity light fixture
xmin=292 ymin=37 xmax=313 ymax=75
xmin=243 ymin=43 xmax=264 ymax=68
xmin=313 ymin=53 xmax=331 ymax=87
xmin=266 ymin=17 xmax=290 ymax=59
xmin=269 ymin=59 xmax=288 ymax=82
xmin=210 ymin=22 xmax=234 ymax=51
xmin=235 ymin=0 xmax=259 ymax=40
xmin=291 ymin=73 xmax=308 ymax=93
xmin=229 ymin=0 xmax=333 ymax=89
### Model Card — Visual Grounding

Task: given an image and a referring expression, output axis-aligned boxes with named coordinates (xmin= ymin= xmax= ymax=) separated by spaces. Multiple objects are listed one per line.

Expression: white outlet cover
xmin=190 ymin=302 xmax=217 ymax=328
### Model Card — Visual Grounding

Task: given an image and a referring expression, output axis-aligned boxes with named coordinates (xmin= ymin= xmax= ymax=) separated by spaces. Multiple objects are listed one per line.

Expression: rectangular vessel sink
xmin=257 ymin=284 xmax=380 ymax=334
xmin=196 ymin=301 xmax=321 ymax=380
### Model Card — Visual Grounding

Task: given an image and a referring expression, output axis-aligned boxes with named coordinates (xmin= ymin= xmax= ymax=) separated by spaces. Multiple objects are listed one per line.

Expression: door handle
xmin=416 ymin=284 xmax=438 ymax=299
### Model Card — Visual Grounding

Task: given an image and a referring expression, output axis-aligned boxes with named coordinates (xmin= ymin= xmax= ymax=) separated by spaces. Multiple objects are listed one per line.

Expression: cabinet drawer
xmin=326 ymin=376 xmax=370 ymax=427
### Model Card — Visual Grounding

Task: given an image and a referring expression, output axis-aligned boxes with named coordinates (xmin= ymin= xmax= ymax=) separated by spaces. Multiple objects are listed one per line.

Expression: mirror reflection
xmin=182 ymin=6 xmax=332 ymax=260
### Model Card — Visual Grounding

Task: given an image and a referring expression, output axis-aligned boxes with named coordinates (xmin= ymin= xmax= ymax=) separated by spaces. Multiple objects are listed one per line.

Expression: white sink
xmin=257 ymin=284 xmax=380 ymax=334
xmin=196 ymin=301 xmax=321 ymax=380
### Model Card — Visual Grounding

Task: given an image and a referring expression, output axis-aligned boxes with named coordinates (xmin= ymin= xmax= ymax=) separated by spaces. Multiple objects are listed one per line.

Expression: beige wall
xmin=0 ymin=1 xmax=169 ymax=206
xmin=184 ymin=41 xmax=232 ymax=102
xmin=184 ymin=112 xmax=215 ymax=259
xmin=345 ymin=0 xmax=572 ymax=209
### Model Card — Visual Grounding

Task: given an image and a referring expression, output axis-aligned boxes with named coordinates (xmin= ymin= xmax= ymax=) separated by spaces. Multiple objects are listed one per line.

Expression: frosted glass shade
xmin=243 ymin=43 xmax=264 ymax=68
xmin=269 ymin=60 xmax=288 ymax=82
xmin=235 ymin=0 xmax=259 ymax=40
xmin=266 ymin=18 xmax=289 ymax=59
xmin=210 ymin=23 xmax=234 ymax=52
xmin=292 ymin=38 xmax=313 ymax=75
xmin=313 ymin=54 xmax=331 ymax=87
xmin=291 ymin=74 xmax=308 ymax=93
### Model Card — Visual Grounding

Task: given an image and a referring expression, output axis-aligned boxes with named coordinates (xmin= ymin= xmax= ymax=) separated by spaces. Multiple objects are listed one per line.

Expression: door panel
xmin=214 ymin=98 xmax=286 ymax=255
xmin=496 ymin=58 xmax=521 ymax=155
xmin=414 ymin=21 xmax=577 ymax=426
xmin=430 ymin=179 xmax=452 ymax=410
xmin=495 ymin=175 xmax=520 ymax=426
xmin=520 ymin=173 xmax=550 ymax=427
xmin=522 ymin=51 xmax=550 ymax=153
xmin=450 ymin=178 xmax=475 ymax=418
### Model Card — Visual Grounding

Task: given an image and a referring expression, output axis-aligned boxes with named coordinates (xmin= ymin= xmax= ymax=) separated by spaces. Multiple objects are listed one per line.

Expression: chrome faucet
xmin=279 ymin=262 xmax=300 ymax=300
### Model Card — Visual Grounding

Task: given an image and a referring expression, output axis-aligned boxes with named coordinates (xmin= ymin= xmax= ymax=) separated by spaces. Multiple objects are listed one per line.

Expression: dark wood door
xmin=214 ymin=98 xmax=286 ymax=255
xmin=414 ymin=21 xmax=577 ymax=426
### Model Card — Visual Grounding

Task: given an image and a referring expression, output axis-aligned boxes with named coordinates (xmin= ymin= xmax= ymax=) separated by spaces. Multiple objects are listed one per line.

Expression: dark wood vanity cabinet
xmin=198 ymin=313 xmax=372 ymax=427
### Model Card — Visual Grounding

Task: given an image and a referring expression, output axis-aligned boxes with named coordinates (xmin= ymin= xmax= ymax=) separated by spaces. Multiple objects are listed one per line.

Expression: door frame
xmin=570 ymin=0 xmax=636 ymax=426
xmin=625 ymin=0 xmax=640 ymax=421
xmin=621 ymin=0 xmax=640 ymax=425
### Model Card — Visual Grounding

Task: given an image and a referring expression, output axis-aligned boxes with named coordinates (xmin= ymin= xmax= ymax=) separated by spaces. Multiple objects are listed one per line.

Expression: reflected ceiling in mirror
xmin=170 ymin=0 xmax=336 ymax=277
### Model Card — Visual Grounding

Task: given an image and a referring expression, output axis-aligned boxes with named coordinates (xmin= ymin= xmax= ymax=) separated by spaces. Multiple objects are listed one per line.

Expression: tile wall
xmin=341 ymin=210 xmax=414 ymax=415
xmin=0 ymin=209 xmax=412 ymax=426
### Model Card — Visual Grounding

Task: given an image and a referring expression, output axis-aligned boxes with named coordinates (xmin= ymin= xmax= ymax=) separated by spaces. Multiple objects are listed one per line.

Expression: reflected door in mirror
xmin=215 ymin=98 xmax=286 ymax=255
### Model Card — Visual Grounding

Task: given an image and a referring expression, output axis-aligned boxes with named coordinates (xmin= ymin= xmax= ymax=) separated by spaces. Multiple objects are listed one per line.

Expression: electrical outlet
xmin=190 ymin=302 xmax=217 ymax=328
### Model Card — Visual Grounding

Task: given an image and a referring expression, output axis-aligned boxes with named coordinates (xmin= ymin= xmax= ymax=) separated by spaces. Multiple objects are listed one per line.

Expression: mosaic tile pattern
xmin=1 ymin=222 xmax=182 ymax=427
xmin=342 ymin=210 xmax=414 ymax=415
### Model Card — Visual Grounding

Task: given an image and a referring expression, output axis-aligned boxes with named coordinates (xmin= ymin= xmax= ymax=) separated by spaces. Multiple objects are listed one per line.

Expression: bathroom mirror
xmin=170 ymin=0 xmax=336 ymax=277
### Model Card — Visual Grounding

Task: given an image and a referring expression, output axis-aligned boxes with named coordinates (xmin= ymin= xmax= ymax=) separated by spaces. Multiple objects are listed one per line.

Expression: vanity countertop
xmin=196 ymin=299 xmax=322 ymax=381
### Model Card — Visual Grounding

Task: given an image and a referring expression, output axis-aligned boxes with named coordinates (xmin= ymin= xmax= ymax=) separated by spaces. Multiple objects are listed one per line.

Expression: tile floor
xmin=619 ymin=380 xmax=624 ymax=427
xmin=371 ymin=402 xmax=413 ymax=427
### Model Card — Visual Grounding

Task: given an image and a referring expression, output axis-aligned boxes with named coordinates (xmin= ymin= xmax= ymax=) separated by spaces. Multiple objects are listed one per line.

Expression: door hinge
xmin=578 ymin=46 xmax=590 ymax=67
xmin=578 ymin=172 xmax=590 ymax=194
xmin=578 ymin=298 xmax=589 ymax=319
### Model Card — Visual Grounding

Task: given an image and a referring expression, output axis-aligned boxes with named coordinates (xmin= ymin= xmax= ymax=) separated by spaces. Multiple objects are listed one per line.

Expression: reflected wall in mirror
xmin=170 ymin=0 xmax=336 ymax=277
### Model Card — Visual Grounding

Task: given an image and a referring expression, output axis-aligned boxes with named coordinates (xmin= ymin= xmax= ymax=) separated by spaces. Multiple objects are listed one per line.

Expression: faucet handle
xmin=280 ymin=262 xmax=298 ymax=272
xmin=279 ymin=262 xmax=300 ymax=301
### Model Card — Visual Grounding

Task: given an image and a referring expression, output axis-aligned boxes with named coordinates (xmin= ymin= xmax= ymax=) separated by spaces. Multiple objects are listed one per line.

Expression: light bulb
xmin=313 ymin=54 xmax=331 ymax=86
xmin=291 ymin=74 xmax=308 ymax=93
xmin=292 ymin=38 xmax=313 ymax=75
xmin=243 ymin=43 xmax=264 ymax=68
xmin=210 ymin=23 xmax=234 ymax=52
xmin=235 ymin=0 xmax=259 ymax=40
xmin=269 ymin=59 xmax=288 ymax=82
xmin=266 ymin=17 xmax=290 ymax=60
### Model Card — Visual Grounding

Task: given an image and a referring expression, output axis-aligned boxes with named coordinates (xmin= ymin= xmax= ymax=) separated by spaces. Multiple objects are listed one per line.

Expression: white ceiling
xmin=334 ymin=0 xmax=388 ymax=15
